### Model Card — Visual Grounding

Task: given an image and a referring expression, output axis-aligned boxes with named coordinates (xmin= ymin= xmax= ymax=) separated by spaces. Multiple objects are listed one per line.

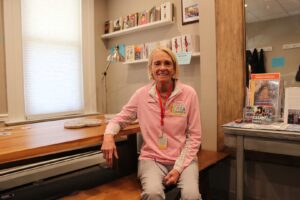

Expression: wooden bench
xmin=61 ymin=150 xmax=230 ymax=200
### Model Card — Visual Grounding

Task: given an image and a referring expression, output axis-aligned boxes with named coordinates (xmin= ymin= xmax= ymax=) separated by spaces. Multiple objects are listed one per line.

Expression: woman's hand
xmin=101 ymin=134 xmax=119 ymax=167
xmin=164 ymin=169 xmax=180 ymax=186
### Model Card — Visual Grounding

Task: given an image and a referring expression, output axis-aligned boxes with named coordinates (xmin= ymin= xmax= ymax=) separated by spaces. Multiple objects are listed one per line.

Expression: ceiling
xmin=245 ymin=0 xmax=300 ymax=23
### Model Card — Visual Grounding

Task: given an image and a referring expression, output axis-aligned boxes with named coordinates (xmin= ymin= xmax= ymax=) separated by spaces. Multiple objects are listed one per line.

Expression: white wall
xmin=97 ymin=0 xmax=218 ymax=150
xmin=102 ymin=0 xmax=201 ymax=113
xmin=0 ymin=0 xmax=7 ymax=115
xmin=199 ymin=0 xmax=217 ymax=150
xmin=94 ymin=0 xmax=108 ymax=113
xmin=247 ymin=14 xmax=300 ymax=88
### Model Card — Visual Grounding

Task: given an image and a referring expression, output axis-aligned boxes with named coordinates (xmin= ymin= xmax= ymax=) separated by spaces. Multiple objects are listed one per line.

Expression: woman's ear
xmin=149 ymin=71 xmax=154 ymax=80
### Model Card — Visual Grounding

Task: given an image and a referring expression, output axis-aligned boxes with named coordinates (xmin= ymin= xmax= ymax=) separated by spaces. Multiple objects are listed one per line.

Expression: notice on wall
xmin=271 ymin=57 xmax=285 ymax=68
xmin=176 ymin=51 xmax=192 ymax=65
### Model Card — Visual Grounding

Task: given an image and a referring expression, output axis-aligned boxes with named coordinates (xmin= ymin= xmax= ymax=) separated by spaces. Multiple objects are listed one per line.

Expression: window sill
xmin=5 ymin=112 xmax=100 ymax=126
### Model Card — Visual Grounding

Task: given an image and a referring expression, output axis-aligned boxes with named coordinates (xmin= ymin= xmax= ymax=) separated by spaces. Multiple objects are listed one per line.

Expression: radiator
xmin=0 ymin=151 xmax=106 ymax=191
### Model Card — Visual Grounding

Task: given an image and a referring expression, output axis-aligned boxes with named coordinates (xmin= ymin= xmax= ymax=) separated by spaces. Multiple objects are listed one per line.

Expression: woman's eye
xmin=154 ymin=62 xmax=161 ymax=66
xmin=153 ymin=60 xmax=173 ymax=67
xmin=164 ymin=61 xmax=172 ymax=66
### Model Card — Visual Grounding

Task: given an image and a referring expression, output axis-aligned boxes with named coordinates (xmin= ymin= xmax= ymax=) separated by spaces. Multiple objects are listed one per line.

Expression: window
xmin=3 ymin=0 xmax=96 ymax=123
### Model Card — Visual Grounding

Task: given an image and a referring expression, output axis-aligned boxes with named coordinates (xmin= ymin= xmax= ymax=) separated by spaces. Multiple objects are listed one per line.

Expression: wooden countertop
xmin=0 ymin=115 xmax=140 ymax=164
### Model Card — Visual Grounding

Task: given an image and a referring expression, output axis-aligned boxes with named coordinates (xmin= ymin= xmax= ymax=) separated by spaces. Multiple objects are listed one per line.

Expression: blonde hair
xmin=147 ymin=47 xmax=179 ymax=80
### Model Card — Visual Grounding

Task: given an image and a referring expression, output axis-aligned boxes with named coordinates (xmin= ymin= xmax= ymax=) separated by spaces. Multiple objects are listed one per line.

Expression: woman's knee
xmin=141 ymin=184 xmax=165 ymax=200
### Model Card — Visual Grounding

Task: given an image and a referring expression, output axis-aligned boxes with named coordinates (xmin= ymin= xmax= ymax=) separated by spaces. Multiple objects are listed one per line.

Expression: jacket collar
xmin=148 ymin=80 xmax=182 ymax=100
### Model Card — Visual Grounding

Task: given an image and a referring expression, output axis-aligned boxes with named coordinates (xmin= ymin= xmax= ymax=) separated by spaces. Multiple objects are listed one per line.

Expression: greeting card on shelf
xmin=138 ymin=10 xmax=149 ymax=25
xmin=104 ymin=21 xmax=110 ymax=34
xmin=145 ymin=41 xmax=159 ymax=58
xmin=123 ymin=15 xmax=130 ymax=30
xmin=181 ymin=34 xmax=199 ymax=52
xmin=134 ymin=44 xmax=143 ymax=60
xmin=161 ymin=2 xmax=173 ymax=21
xmin=159 ymin=39 xmax=172 ymax=49
xmin=155 ymin=6 xmax=161 ymax=21
xmin=128 ymin=13 xmax=138 ymax=28
xmin=113 ymin=18 xmax=123 ymax=32
xmin=125 ymin=45 xmax=135 ymax=62
xmin=171 ymin=36 xmax=183 ymax=53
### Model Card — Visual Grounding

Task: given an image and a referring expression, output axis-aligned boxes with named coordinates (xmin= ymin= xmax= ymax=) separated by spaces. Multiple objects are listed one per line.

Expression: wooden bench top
xmin=0 ymin=115 xmax=140 ymax=164
xmin=197 ymin=149 xmax=230 ymax=171
xmin=61 ymin=150 xmax=230 ymax=200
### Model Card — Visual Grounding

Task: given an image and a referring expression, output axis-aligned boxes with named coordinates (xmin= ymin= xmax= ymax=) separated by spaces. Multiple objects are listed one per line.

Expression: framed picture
xmin=181 ymin=0 xmax=199 ymax=25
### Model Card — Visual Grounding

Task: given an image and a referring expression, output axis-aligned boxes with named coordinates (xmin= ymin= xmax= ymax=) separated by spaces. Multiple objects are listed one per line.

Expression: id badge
xmin=158 ymin=134 xmax=168 ymax=149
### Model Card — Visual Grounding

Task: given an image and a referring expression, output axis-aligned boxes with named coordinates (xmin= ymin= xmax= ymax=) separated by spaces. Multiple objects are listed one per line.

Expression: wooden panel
xmin=215 ymin=0 xmax=245 ymax=150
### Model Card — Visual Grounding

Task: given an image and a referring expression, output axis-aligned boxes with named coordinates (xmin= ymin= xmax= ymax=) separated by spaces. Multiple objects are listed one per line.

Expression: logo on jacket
xmin=169 ymin=102 xmax=186 ymax=116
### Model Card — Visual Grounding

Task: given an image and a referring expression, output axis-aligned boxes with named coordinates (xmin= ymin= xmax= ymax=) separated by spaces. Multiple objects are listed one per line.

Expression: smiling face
xmin=149 ymin=49 xmax=176 ymax=84
xmin=258 ymin=86 xmax=270 ymax=100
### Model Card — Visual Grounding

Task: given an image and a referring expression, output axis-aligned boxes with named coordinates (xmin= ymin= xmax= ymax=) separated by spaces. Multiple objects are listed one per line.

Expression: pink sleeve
xmin=174 ymin=91 xmax=202 ymax=173
xmin=104 ymin=90 xmax=139 ymax=135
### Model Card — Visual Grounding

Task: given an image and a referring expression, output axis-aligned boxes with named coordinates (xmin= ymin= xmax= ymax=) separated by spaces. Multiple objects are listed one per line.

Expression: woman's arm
xmin=173 ymin=91 xmax=202 ymax=173
xmin=101 ymin=90 xmax=140 ymax=166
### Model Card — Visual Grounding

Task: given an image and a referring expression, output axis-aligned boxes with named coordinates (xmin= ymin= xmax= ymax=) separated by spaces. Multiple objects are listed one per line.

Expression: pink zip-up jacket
xmin=105 ymin=81 xmax=202 ymax=173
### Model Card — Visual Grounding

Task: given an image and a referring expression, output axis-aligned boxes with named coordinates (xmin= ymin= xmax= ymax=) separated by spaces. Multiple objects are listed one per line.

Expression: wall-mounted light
xmin=102 ymin=45 xmax=124 ymax=113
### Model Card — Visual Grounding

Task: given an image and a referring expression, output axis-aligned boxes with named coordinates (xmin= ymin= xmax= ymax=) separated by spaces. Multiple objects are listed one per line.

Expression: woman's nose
xmin=158 ymin=64 xmax=167 ymax=69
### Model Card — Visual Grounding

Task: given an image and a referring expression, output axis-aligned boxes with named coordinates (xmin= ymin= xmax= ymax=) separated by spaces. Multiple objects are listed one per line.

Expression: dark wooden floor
xmin=61 ymin=150 xmax=229 ymax=200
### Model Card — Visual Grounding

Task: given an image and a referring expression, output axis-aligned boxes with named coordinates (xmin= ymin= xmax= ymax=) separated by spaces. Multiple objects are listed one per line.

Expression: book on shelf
xmin=249 ymin=73 xmax=282 ymax=120
xmin=284 ymin=87 xmax=300 ymax=124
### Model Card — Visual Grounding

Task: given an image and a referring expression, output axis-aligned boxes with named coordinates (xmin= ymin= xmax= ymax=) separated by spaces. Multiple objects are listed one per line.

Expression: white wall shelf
xmin=192 ymin=52 xmax=200 ymax=57
xmin=123 ymin=52 xmax=200 ymax=65
xmin=123 ymin=59 xmax=148 ymax=65
xmin=101 ymin=19 xmax=174 ymax=39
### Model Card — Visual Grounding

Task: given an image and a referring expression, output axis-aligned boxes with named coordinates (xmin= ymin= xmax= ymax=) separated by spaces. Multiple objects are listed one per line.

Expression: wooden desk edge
xmin=0 ymin=125 xmax=140 ymax=164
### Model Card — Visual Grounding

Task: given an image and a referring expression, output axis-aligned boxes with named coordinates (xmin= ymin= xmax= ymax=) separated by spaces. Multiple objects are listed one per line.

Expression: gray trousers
xmin=138 ymin=160 xmax=202 ymax=200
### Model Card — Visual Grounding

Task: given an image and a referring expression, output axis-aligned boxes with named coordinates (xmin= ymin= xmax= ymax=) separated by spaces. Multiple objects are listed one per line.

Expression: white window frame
xmin=3 ymin=0 xmax=96 ymax=124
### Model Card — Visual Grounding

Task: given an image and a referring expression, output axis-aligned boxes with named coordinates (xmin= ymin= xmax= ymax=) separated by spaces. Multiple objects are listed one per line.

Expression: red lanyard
xmin=156 ymin=83 xmax=173 ymax=127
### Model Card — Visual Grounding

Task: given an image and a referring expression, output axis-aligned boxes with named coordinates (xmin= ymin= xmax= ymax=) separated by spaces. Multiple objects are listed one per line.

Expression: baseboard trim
xmin=0 ymin=114 xmax=8 ymax=122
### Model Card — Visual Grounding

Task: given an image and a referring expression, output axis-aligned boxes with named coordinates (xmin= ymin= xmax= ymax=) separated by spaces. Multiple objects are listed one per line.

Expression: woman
xmin=101 ymin=47 xmax=202 ymax=200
